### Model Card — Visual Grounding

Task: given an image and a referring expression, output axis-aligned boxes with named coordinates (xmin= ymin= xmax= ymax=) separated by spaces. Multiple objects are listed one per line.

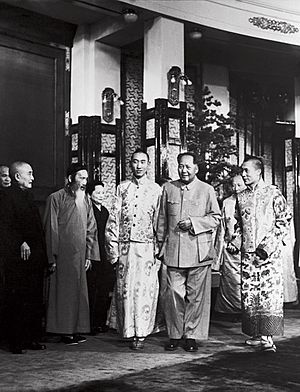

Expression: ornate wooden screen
xmin=70 ymin=115 xmax=123 ymax=208
xmin=141 ymin=99 xmax=187 ymax=182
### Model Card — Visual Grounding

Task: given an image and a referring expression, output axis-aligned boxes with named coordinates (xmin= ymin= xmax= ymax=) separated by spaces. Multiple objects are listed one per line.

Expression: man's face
xmin=91 ymin=185 xmax=105 ymax=205
xmin=0 ymin=166 xmax=11 ymax=188
xmin=232 ymin=175 xmax=246 ymax=194
xmin=131 ymin=152 xmax=149 ymax=179
xmin=178 ymin=155 xmax=198 ymax=184
xmin=73 ymin=170 xmax=88 ymax=190
xmin=241 ymin=160 xmax=261 ymax=187
xmin=16 ymin=164 xmax=34 ymax=189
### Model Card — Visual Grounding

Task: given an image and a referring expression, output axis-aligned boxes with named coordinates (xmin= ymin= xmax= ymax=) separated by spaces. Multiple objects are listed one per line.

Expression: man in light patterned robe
xmin=230 ymin=156 xmax=292 ymax=352
xmin=105 ymin=148 xmax=161 ymax=350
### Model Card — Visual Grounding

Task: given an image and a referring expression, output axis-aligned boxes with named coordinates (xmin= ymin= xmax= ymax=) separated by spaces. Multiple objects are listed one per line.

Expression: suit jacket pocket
xmin=167 ymin=200 xmax=180 ymax=216
xmin=198 ymin=238 xmax=215 ymax=262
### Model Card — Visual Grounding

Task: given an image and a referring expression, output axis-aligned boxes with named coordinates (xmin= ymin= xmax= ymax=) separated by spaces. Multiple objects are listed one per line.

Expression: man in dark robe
xmin=0 ymin=161 xmax=47 ymax=354
xmin=44 ymin=163 xmax=100 ymax=345
xmin=86 ymin=180 xmax=114 ymax=334
xmin=0 ymin=164 xmax=11 ymax=338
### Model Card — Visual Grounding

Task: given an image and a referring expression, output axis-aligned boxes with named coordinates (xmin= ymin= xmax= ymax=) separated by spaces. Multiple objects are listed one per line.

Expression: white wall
xmin=71 ymin=25 xmax=121 ymax=124
xmin=202 ymin=64 xmax=230 ymax=115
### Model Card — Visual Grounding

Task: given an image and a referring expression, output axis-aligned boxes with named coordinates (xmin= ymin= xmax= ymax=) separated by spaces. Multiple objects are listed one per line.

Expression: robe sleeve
xmin=189 ymin=187 xmax=221 ymax=235
xmin=156 ymin=185 xmax=168 ymax=254
xmin=212 ymin=206 xmax=225 ymax=271
xmin=230 ymin=199 xmax=243 ymax=251
xmin=257 ymin=190 xmax=292 ymax=257
xmin=152 ymin=186 xmax=162 ymax=256
xmin=43 ymin=194 xmax=59 ymax=265
xmin=85 ymin=200 xmax=100 ymax=261
xmin=105 ymin=185 xmax=122 ymax=264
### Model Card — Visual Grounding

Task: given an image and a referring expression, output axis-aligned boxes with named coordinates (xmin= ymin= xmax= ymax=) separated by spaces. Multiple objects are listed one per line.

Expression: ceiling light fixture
xmin=189 ymin=28 xmax=203 ymax=40
xmin=122 ymin=9 xmax=138 ymax=23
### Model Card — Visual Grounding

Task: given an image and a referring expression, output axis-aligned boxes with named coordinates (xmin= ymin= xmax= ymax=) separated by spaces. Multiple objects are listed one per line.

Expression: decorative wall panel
xmin=146 ymin=145 xmax=155 ymax=181
xmin=168 ymin=144 xmax=181 ymax=180
xmin=146 ymin=118 xmax=155 ymax=139
xmin=101 ymin=156 xmax=116 ymax=210
xmin=101 ymin=133 xmax=116 ymax=154
xmin=122 ymin=51 xmax=143 ymax=179
xmin=169 ymin=118 xmax=180 ymax=139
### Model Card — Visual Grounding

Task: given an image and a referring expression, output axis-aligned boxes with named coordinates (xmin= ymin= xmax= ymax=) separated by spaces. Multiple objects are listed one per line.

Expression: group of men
xmin=0 ymin=162 xmax=112 ymax=353
xmin=0 ymin=148 xmax=292 ymax=355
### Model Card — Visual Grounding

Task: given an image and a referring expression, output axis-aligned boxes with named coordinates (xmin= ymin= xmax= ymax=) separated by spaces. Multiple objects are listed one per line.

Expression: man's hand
xmin=48 ymin=263 xmax=56 ymax=274
xmin=227 ymin=242 xmax=239 ymax=255
xmin=85 ymin=259 xmax=92 ymax=271
xmin=177 ymin=218 xmax=192 ymax=231
xmin=20 ymin=242 xmax=31 ymax=260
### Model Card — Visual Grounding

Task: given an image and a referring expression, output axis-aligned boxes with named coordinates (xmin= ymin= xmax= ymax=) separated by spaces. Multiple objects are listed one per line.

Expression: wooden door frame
xmin=0 ymin=33 xmax=71 ymax=199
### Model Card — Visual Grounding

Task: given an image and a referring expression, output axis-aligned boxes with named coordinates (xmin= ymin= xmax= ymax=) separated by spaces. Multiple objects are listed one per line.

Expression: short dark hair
xmin=243 ymin=155 xmax=264 ymax=177
xmin=177 ymin=152 xmax=198 ymax=165
xmin=131 ymin=148 xmax=150 ymax=162
xmin=86 ymin=180 xmax=105 ymax=195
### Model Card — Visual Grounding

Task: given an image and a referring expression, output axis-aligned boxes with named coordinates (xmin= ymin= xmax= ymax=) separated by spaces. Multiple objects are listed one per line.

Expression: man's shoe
xmin=61 ymin=336 xmax=78 ymax=345
xmin=26 ymin=341 xmax=46 ymax=350
xmin=130 ymin=338 xmax=145 ymax=350
xmin=74 ymin=335 xmax=87 ymax=343
xmin=261 ymin=343 xmax=276 ymax=352
xmin=165 ymin=339 xmax=180 ymax=351
xmin=245 ymin=337 xmax=261 ymax=346
xmin=98 ymin=325 xmax=109 ymax=333
xmin=10 ymin=346 xmax=26 ymax=354
xmin=184 ymin=338 xmax=198 ymax=352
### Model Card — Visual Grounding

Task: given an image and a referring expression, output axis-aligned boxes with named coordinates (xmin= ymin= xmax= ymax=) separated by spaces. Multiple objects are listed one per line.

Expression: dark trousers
xmin=87 ymin=260 xmax=115 ymax=330
xmin=4 ymin=267 xmax=44 ymax=348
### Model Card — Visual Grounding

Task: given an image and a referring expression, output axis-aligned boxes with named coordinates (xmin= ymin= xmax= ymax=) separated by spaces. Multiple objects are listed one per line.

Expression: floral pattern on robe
xmin=234 ymin=179 xmax=292 ymax=337
xmin=105 ymin=176 xmax=161 ymax=338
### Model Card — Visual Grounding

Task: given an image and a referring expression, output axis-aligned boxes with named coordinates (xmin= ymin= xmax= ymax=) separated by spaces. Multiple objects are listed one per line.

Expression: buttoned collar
xmin=132 ymin=174 xmax=148 ymax=186
xmin=180 ymin=177 xmax=198 ymax=191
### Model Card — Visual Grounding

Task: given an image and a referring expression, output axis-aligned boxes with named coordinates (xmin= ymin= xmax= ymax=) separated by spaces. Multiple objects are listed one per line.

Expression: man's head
xmin=87 ymin=180 xmax=105 ymax=205
xmin=177 ymin=152 xmax=198 ymax=184
xmin=10 ymin=162 xmax=34 ymax=190
xmin=66 ymin=163 xmax=88 ymax=191
xmin=0 ymin=165 xmax=11 ymax=188
xmin=130 ymin=148 xmax=149 ymax=179
xmin=241 ymin=156 xmax=264 ymax=187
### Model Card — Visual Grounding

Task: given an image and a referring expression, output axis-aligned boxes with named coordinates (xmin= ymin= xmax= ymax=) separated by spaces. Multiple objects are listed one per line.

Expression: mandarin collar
xmin=132 ymin=175 xmax=148 ymax=186
xmin=180 ymin=177 xmax=197 ymax=191
xmin=248 ymin=178 xmax=265 ymax=192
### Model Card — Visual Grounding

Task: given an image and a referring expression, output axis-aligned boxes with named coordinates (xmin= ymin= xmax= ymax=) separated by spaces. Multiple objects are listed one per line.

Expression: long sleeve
xmin=105 ymin=186 xmax=122 ymax=264
xmin=156 ymin=185 xmax=168 ymax=248
xmin=85 ymin=200 xmax=100 ymax=261
xmin=43 ymin=194 xmax=59 ymax=264
xmin=257 ymin=190 xmax=292 ymax=257
xmin=212 ymin=208 xmax=225 ymax=271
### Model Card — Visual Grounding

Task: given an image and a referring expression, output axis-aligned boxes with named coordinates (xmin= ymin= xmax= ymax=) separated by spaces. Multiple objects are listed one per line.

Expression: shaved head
xmin=10 ymin=161 xmax=34 ymax=189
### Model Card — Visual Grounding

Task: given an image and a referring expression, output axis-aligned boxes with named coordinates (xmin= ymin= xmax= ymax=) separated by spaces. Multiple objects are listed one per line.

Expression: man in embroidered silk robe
xmin=44 ymin=164 xmax=100 ymax=345
xmin=230 ymin=156 xmax=291 ymax=353
xmin=105 ymin=148 xmax=161 ymax=350
xmin=157 ymin=152 xmax=221 ymax=352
